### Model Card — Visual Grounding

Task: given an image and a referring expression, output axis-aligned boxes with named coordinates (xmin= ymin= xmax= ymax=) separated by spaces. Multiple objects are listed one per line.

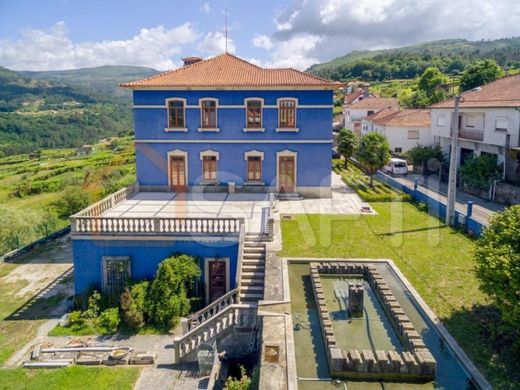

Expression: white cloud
xmin=252 ymin=34 xmax=273 ymax=50
xmin=0 ymin=21 xmax=199 ymax=71
xmin=201 ymin=2 xmax=211 ymax=14
xmin=197 ymin=30 xmax=236 ymax=55
xmin=269 ymin=34 xmax=322 ymax=70
xmin=269 ymin=0 xmax=520 ymax=69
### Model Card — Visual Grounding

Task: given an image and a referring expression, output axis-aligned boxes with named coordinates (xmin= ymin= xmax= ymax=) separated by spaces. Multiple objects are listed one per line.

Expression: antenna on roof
xmin=224 ymin=8 xmax=228 ymax=53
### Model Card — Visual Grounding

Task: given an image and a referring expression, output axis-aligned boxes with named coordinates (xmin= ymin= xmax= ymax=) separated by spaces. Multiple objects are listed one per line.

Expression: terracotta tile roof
xmin=373 ymin=109 xmax=431 ymax=127
xmin=364 ymin=107 xmax=398 ymax=121
xmin=432 ymin=75 xmax=520 ymax=108
xmin=121 ymin=53 xmax=341 ymax=89
xmin=349 ymin=97 xmax=399 ymax=110
xmin=344 ymin=89 xmax=379 ymax=104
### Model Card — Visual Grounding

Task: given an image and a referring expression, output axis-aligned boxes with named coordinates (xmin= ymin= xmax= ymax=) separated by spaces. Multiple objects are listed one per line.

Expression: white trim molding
xmin=133 ymin=104 xmax=333 ymax=109
xmin=243 ymin=128 xmax=266 ymax=133
xmin=275 ymin=127 xmax=299 ymax=133
xmin=276 ymin=149 xmax=298 ymax=192
xmin=164 ymin=127 xmax=188 ymax=133
xmin=204 ymin=257 xmax=230 ymax=304
xmin=165 ymin=97 xmax=187 ymax=130
xmin=135 ymin=139 xmax=333 ymax=144
xmin=199 ymin=149 xmax=220 ymax=160
xmin=244 ymin=149 xmax=265 ymax=160
xmin=166 ymin=149 xmax=188 ymax=188
xmin=244 ymin=97 xmax=264 ymax=131
xmin=197 ymin=127 xmax=221 ymax=132
xmin=199 ymin=97 xmax=219 ymax=131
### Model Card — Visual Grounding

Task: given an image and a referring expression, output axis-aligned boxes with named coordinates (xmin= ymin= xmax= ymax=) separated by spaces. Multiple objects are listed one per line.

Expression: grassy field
xmin=0 ymin=137 xmax=135 ymax=253
xmin=0 ymin=366 xmax=139 ymax=390
xmin=279 ymin=172 xmax=517 ymax=388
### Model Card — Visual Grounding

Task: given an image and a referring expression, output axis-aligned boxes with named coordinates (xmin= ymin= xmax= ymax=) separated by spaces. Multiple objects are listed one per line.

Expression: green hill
xmin=307 ymin=37 xmax=520 ymax=81
xmin=21 ymin=65 xmax=158 ymax=102
xmin=0 ymin=65 xmax=159 ymax=155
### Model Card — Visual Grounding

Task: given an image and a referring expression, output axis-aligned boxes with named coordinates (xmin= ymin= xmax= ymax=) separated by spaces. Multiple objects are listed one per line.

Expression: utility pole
xmin=445 ymin=95 xmax=461 ymax=226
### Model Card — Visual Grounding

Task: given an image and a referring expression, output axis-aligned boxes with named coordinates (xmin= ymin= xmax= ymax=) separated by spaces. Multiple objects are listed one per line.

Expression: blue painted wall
xmin=72 ymin=238 xmax=239 ymax=297
xmin=132 ymin=89 xmax=333 ymax=188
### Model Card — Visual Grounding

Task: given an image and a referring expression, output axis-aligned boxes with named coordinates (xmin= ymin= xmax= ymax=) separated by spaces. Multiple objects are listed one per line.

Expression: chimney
xmin=182 ymin=56 xmax=203 ymax=66
xmin=364 ymin=84 xmax=370 ymax=98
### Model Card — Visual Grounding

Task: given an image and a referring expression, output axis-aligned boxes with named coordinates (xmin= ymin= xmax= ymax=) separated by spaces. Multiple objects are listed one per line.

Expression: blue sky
xmin=1 ymin=0 xmax=519 ymax=71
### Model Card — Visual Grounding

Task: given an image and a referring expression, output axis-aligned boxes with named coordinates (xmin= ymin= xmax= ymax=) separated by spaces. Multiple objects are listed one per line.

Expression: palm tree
xmin=337 ymin=128 xmax=358 ymax=168
xmin=355 ymin=133 xmax=391 ymax=187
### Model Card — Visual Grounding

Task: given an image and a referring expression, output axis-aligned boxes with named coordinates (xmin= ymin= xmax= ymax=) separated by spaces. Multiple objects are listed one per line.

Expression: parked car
xmin=383 ymin=158 xmax=408 ymax=175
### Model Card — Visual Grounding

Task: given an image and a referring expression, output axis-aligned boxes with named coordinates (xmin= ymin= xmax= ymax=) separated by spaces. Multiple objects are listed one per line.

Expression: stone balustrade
xmin=173 ymin=304 xmax=246 ymax=363
xmin=71 ymin=216 xmax=243 ymax=235
xmin=72 ymin=183 xmax=139 ymax=218
xmin=310 ymin=262 xmax=436 ymax=381
xmin=181 ymin=289 xmax=239 ymax=334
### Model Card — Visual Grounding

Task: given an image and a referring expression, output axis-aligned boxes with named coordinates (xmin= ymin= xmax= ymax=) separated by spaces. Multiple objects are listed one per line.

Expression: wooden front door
xmin=278 ymin=156 xmax=295 ymax=193
xmin=170 ymin=156 xmax=186 ymax=192
xmin=208 ymin=260 xmax=227 ymax=303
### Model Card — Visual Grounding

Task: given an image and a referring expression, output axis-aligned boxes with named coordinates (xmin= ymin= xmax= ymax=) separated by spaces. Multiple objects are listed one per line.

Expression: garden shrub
xmin=120 ymin=281 xmax=149 ymax=330
xmin=224 ymin=366 xmax=252 ymax=390
xmin=68 ymin=310 xmax=84 ymax=326
xmin=52 ymin=186 xmax=90 ymax=217
xmin=147 ymin=254 xmax=201 ymax=329
xmin=460 ymin=154 xmax=501 ymax=190
xmin=99 ymin=308 xmax=121 ymax=333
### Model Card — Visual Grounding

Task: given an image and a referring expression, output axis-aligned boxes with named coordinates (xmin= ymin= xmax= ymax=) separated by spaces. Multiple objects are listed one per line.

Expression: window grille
xmin=102 ymin=256 xmax=131 ymax=299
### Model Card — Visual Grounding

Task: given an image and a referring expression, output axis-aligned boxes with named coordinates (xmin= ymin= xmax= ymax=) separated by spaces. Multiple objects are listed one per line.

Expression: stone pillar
xmin=348 ymin=282 xmax=364 ymax=318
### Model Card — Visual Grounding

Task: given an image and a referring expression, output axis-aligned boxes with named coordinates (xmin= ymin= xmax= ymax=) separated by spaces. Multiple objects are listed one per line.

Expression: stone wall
xmin=310 ymin=262 xmax=436 ymax=381
xmin=495 ymin=181 xmax=520 ymax=205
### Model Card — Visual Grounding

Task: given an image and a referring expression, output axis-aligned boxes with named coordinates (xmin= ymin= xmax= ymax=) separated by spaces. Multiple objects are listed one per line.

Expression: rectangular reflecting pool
xmin=289 ymin=261 xmax=478 ymax=390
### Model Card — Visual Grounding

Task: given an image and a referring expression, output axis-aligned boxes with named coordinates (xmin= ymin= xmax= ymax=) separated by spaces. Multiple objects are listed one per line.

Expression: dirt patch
xmin=1 ymin=236 xmax=73 ymax=298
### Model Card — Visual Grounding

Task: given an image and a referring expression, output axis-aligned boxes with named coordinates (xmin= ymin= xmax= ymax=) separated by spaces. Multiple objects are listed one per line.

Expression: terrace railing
xmin=72 ymin=182 xmax=139 ymax=218
xmin=70 ymin=216 xmax=243 ymax=235
xmin=458 ymin=129 xmax=484 ymax=142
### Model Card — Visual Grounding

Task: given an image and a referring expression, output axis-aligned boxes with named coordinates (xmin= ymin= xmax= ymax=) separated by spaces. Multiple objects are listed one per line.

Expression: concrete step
xmin=277 ymin=192 xmax=303 ymax=201
xmin=243 ymin=253 xmax=265 ymax=259
xmin=243 ymin=247 xmax=265 ymax=253
xmin=241 ymin=271 xmax=265 ymax=278
xmin=242 ymin=265 xmax=265 ymax=272
xmin=240 ymin=285 xmax=264 ymax=292
xmin=242 ymin=259 xmax=264 ymax=265
xmin=240 ymin=293 xmax=264 ymax=301
xmin=240 ymin=278 xmax=264 ymax=286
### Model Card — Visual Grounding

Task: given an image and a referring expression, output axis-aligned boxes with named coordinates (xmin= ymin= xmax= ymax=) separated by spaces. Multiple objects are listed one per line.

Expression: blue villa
xmin=70 ymin=53 xmax=339 ymax=308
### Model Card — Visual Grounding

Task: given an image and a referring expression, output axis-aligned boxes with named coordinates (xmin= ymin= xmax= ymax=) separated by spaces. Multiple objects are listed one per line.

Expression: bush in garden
xmin=68 ymin=310 xmax=84 ymax=326
xmin=52 ymin=186 xmax=90 ymax=217
xmin=98 ymin=308 xmax=121 ymax=333
xmin=120 ymin=281 xmax=149 ymax=329
xmin=147 ymin=254 xmax=201 ymax=329
xmin=460 ymin=154 xmax=501 ymax=190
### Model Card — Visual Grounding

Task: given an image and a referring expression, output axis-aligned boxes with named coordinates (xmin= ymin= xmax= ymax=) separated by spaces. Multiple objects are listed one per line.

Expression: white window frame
xmin=198 ymin=98 xmax=220 ymax=132
xmin=276 ymin=149 xmax=298 ymax=192
xmin=276 ymin=97 xmax=299 ymax=132
xmin=199 ymin=149 xmax=220 ymax=184
xmin=204 ymin=257 xmax=230 ymax=304
xmin=407 ymin=130 xmax=420 ymax=140
xmin=243 ymin=98 xmax=265 ymax=132
xmin=495 ymin=117 xmax=508 ymax=132
xmin=244 ymin=150 xmax=265 ymax=184
xmin=436 ymin=115 xmax=445 ymax=127
xmin=165 ymin=98 xmax=188 ymax=132
xmin=101 ymin=256 xmax=131 ymax=295
xmin=465 ymin=115 xmax=476 ymax=128
xmin=167 ymin=149 xmax=189 ymax=188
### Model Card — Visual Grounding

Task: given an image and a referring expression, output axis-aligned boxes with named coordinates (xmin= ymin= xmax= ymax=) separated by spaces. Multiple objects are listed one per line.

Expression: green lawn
xmin=0 ymin=366 xmax=139 ymax=390
xmin=280 ymin=203 xmax=516 ymax=389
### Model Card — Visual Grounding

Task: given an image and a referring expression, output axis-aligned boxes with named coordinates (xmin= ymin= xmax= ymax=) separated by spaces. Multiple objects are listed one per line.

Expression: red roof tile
xmin=349 ymin=97 xmax=399 ymax=110
xmin=121 ymin=53 xmax=341 ymax=89
xmin=373 ymin=109 xmax=431 ymax=127
xmin=432 ymin=75 xmax=520 ymax=108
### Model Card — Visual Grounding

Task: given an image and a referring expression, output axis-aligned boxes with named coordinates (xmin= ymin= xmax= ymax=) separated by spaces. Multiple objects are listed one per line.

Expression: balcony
xmin=70 ymin=183 xmax=272 ymax=236
xmin=458 ymin=128 xmax=484 ymax=142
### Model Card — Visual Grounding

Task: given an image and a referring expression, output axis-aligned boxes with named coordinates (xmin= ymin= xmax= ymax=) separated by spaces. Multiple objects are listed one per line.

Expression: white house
xmin=363 ymin=109 xmax=432 ymax=154
xmin=344 ymin=97 xmax=399 ymax=136
xmin=430 ymin=75 xmax=520 ymax=182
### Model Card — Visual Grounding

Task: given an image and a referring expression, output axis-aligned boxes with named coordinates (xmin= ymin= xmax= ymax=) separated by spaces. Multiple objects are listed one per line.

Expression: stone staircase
xmin=239 ymin=233 xmax=266 ymax=303
xmin=277 ymin=192 xmax=303 ymax=201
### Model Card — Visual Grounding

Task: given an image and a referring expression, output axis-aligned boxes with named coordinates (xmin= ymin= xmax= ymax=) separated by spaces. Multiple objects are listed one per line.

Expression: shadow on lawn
xmin=376 ymin=225 xmax=448 ymax=236
xmin=4 ymin=267 xmax=73 ymax=321
xmin=443 ymin=303 xmax=520 ymax=390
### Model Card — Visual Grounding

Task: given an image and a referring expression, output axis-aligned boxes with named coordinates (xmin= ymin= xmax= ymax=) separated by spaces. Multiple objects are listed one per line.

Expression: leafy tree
xmin=355 ymin=133 xmax=391 ymax=187
xmin=475 ymin=205 xmax=520 ymax=329
xmin=337 ymin=128 xmax=358 ymax=168
xmin=0 ymin=205 xmax=48 ymax=254
xmin=52 ymin=186 xmax=90 ymax=217
xmin=414 ymin=67 xmax=449 ymax=106
xmin=459 ymin=59 xmax=505 ymax=92
xmin=406 ymin=145 xmax=444 ymax=174
xmin=224 ymin=366 xmax=252 ymax=390
xmin=147 ymin=254 xmax=201 ymax=329
xmin=460 ymin=154 xmax=502 ymax=190
xmin=120 ymin=281 xmax=149 ymax=330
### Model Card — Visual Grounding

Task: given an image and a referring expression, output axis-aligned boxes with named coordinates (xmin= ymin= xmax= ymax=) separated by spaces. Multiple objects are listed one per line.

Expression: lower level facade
xmin=135 ymin=141 xmax=332 ymax=198
xmin=73 ymin=236 xmax=240 ymax=304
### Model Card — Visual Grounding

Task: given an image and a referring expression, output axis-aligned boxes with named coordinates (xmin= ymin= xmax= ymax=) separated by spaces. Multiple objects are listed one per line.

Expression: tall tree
xmin=475 ymin=205 xmax=520 ymax=329
xmin=355 ymin=133 xmax=391 ymax=187
xmin=337 ymin=128 xmax=358 ymax=168
xmin=414 ymin=67 xmax=449 ymax=106
xmin=459 ymin=59 xmax=505 ymax=92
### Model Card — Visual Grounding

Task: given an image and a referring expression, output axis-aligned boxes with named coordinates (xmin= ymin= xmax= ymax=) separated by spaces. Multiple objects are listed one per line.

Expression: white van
xmin=384 ymin=158 xmax=408 ymax=175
